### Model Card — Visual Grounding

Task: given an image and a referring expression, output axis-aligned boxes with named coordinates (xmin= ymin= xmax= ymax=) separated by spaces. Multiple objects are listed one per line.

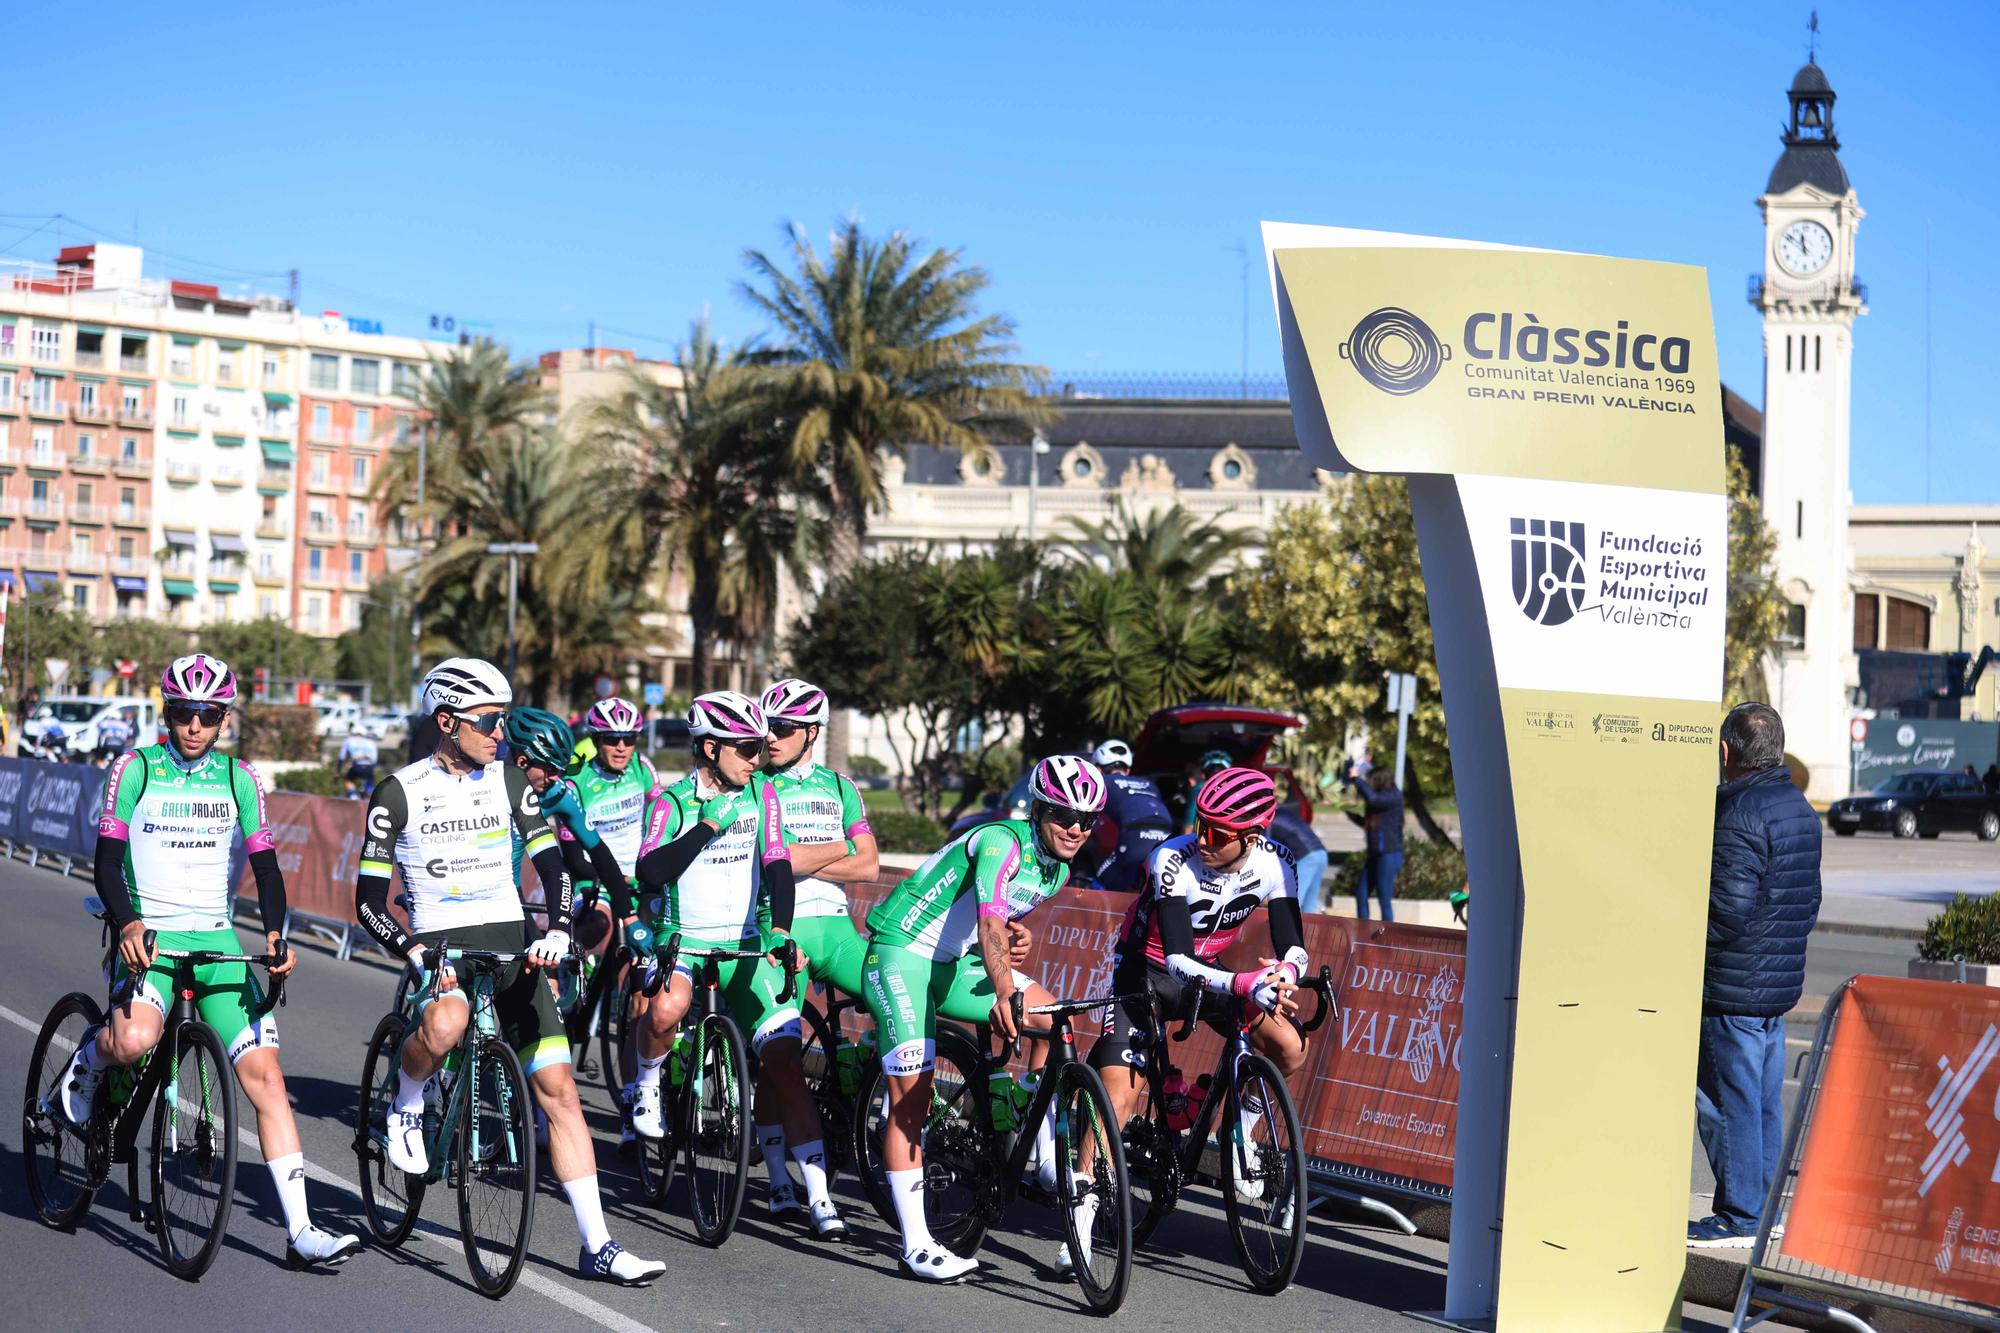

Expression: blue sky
xmin=9 ymin=2 xmax=1993 ymax=503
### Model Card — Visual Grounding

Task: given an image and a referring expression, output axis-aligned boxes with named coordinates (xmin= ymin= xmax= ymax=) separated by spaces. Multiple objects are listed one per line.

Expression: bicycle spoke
xmin=457 ymin=1038 xmax=534 ymax=1295
xmin=152 ymin=1025 xmax=236 ymax=1279
xmin=1222 ymin=1060 xmax=1308 ymax=1294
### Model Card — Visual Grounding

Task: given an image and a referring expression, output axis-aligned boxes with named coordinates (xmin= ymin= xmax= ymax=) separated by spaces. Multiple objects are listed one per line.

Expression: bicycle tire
xmin=1219 ymin=1051 xmax=1309 ymax=1294
xmin=684 ymin=1011 xmax=751 ymax=1246
xmin=355 ymin=1011 xmax=425 ymax=1247
xmin=798 ymin=999 xmax=854 ymax=1180
xmin=854 ymin=1023 xmax=992 ymax=1254
xmin=1053 ymin=1060 xmax=1134 ymax=1314
xmin=457 ymin=1035 xmax=536 ymax=1298
xmin=600 ymin=965 xmax=633 ymax=1108
xmin=22 ymin=992 xmax=104 ymax=1230
xmin=150 ymin=1021 xmax=237 ymax=1281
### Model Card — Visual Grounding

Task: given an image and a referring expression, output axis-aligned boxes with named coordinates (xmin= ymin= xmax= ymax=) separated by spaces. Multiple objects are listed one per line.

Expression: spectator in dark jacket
xmin=1689 ymin=702 xmax=1821 ymax=1247
xmin=1345 ymin=767 xmax=1405 ymax=921
xmin=1266 ymin=790 xmax=1329 ymax=913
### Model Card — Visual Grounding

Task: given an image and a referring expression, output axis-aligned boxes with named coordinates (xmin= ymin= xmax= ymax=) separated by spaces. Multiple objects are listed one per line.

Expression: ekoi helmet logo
xmin=1510 ymin=518 xmax=1588 ymax=626
xmin=1339 ymin=307 xmax=1451 ymax=396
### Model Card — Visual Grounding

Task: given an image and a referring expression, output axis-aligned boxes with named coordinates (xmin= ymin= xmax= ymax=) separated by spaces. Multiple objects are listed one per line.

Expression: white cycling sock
xmin=1029 ymin=1080 xmax=1056 ymax=1183
xmin=1239 ymin=1089 xmax=1265 ymax=1141
xmin=757 ymin=1124 xmax=791 ymax=1191
xmin=791 ymin=1139 xmax=830 ymax=1207
xmin=564 ymin=1174 xmax=612 ymax=1251
xmin=394 ymin=1067 xmax=426 ymax=1114
xmin=636 ymin=1050 xmax=667 ymax=1090
xmin=887 ymin=1166 xmax=935 ymax=1254
xmin=268 ymin=1152 xmax=311 ymax=1240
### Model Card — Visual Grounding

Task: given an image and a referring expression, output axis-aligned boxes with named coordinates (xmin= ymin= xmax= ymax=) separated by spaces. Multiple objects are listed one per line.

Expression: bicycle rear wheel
xmin=22 ymin=992 xmax=104 ymax=1230
xmin=683 ymin=1012 xmax=751 ymax=1246
xmin=1124 ymin=1110 xmax=1182 ymax=1246
xmin=355 ymin=1011 xmax=424 ymax=1247
xmin=798 ymin=999 xmax=853 ymax=1180
xmin=594 ymin=962 xmax=628 ymax=1106
xmin=457 ymin=1035 xmax=536 ymax=1298
xmin=1220 ymin=1052 xmax=1309 ymax=1294
xmin=1052 ymin=1060 xmax=1133 ymax=1314
xmin=854 ymin=1024 xmax=992 ymax=1254
xmin=150 ymin=1022 xmax=237 ymax=1280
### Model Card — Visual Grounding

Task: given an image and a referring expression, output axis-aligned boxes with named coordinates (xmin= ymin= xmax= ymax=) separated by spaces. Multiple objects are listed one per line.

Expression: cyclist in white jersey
xmin=354 ymin=658 xmax=664 ymax=1287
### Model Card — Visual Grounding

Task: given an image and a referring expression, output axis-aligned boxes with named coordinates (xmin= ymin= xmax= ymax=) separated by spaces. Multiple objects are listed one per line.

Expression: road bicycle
xmin=354 ymin=945 xmax=537 ymax=1298
xmin=23 ymin=896 xmax=287 ymax=1280
xmin=854 ymin=990 xmax=1138 ymax=1314
xmin=625 ymin=932 xmax=798 ymax=1247
xmin=796 ymin=986 xmax=870 ymax=1181
xmin=1121 ymin=966 xmax=1335 ymax=1294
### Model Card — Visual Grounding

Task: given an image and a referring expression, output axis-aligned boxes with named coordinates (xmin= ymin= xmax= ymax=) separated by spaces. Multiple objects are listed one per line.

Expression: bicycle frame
xmin=403 ymin=946 xmax=525 ymax=1186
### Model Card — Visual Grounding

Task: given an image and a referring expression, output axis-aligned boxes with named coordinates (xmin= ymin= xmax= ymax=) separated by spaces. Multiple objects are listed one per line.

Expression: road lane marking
xmin=0 ymin=1000 xmax=661 ymax=1333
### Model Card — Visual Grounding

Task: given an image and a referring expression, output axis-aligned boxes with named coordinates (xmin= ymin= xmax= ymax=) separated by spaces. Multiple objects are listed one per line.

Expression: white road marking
xmin=1 ymin=1000 xmax=660 ymax=1333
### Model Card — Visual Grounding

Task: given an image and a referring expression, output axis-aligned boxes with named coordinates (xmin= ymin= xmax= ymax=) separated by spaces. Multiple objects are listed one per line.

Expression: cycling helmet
xmin=761 ymin=678 xmax=829 ymax=726
xmin=506 ymin=707 xmax=576 ymax=772
xmin=583 ymin=696 xmax=644 ymax=735
xmin=1030 ymin=755 xmax=1107 ymax=813
xmin=687 ymin=690 xmax=767 ymax=740
xmin=1091 ymin=739 xmax=1134 ymax=769
xmin=162 ymin=653 xmax=237 ymax=704
xmin=1194 ymin=766 xmax=1278 ymax=834
xmin=1198 ymin=747 xmax=1233 ymax=775
xmin=422 ymin=657 xmax=512 ymax=714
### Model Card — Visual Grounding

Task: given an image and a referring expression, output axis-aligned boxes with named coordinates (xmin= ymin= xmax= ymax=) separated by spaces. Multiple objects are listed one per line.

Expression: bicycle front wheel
xmin=1052 ymin=1060 xmax=1133 ymax=1314
xmin=799 ymin=999 xmax=853 ymax=1180
xmin=1220 ymin=1052 xmax=1309 ymax=1294
xmin=457 ymin=1035 xmax=536 ymax=1298
xmin=854 ymin=1023 xmax=993 ymax=1254
xmin=683 ymin=1011 xmax=751 ymax=1246
xmin=355 ymin=1011 xmax=424 ymax=1247
xmin=594 ymin=962 xmax=628 ymax=1107
xmin=150 ymin=1022 xmax=238 ymax=1280
xmin=23 ymin=992 xmax=104 ymax=1230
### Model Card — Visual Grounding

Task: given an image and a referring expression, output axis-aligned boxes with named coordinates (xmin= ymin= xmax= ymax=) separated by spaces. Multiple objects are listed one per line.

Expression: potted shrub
xmin=1912 ymin=894 xmax=2000 ymax=985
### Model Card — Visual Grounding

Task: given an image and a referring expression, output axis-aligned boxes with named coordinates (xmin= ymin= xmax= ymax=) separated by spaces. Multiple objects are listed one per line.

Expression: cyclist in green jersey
xmin=627 ymin=690 xmax=846 ymax=1236
xmin=862 ymin=754 xmax=1108 ymax=1282
xmin=567 ymin=696 xmax=661 ymax=953
xmin=68 ymin=654 xmax=360 ymax=1269
xmin=753 ymin=677 xmax=879 ymax=1217
xmin=505 ymin=708 xmax=635 ymax=938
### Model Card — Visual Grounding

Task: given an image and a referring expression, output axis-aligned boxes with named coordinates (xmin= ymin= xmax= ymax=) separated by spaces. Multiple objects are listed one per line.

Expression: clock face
xmin=1777 ymin=219 xmax=1834 ymax=276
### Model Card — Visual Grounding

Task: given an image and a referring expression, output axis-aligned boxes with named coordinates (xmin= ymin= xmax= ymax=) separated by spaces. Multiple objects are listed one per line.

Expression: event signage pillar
xmin=1264 ymin=224 xmax=1726 ymax=1331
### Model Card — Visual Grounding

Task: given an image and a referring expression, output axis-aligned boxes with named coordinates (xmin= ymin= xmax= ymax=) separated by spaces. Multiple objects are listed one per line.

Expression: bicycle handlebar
xmin=141 ymin=931 xmax=289 ymax=1018
xmin=642 ymin=933 xmax=790 ymax=998
xmin=1297 ymin=965 xmax=1338 ymax=1034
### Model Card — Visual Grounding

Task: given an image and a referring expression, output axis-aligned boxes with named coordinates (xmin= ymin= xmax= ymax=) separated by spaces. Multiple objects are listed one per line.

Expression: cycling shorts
xmin=413 ymin=921 xmax=571 ymax=1076
xmin=860 ymin=944 xmax=1031 ymax=1075
xmin=1087 ymin=953 xmax=1239 ymax=1076
xmin=655 ymin=929 xmax=801 ymax=1051
xmin=118 ymin=927 xmax=278 ymax=1065
xmin=791 ymin=914 xmax=869 ymax=999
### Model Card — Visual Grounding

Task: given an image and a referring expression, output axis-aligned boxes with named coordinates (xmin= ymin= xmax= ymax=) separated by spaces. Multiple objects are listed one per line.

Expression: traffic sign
xmin=643 ymin=682 xmax=665 ymax=707
xmin=1848 ymin=717 xmax=1868 ymax=744
xmin=115 ymin=658 xmax=136 ymax=679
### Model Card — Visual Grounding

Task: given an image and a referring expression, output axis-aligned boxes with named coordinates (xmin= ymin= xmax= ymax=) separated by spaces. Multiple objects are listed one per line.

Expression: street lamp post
xmin=1025 ymin=430 xmax=1051 ymax=543
xmin=408 ymin=421 xmax=428 ymax=713
xmin=485 ymin=542 xmax=539 ymax=681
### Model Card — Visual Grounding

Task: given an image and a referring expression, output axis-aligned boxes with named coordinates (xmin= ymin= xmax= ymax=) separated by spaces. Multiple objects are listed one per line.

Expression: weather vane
xmin=1808 ymin=10 xmax=1820 ymax=63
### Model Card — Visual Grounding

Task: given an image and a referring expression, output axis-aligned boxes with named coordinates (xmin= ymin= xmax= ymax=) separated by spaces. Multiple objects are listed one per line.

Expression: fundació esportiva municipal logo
xmin=1339 ymin=306 xmax=1451 ymax=396
xmin=1510 ymin=517 xmax=1588 ymax=626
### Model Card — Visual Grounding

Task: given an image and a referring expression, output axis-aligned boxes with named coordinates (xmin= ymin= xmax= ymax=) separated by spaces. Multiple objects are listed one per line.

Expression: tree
xmin=202 ymin=618 xmax=336 ymax=687
xmin=741 ymin=218 xmax=1049 ymax=765
xmin=374 ymin=337 xmax=548 ymax=535
xmin=336 ymin=579 xmax=410 ymax=705
xmin=1061 ymin=500 xmax=1255 ymax=589
xmin=98 ymin=618 xmax=189 ymax=691
xmin=1725 ymin=451 xmax=1786 ymax=707
xmin=6 ymin=590 xmax=99 ymax=700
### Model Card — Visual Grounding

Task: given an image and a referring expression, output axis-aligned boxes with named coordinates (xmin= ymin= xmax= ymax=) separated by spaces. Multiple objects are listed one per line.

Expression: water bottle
xmin=988 ymin=1070 xmax=1023 ymax=1131
xmin=667 ymin=1031 xmax=690 ymax=1088
xmin=1165 ymin=1072 xmax=1209 ymax=1133
xmin=106 ymin=1062 xmax=137 ymax=1112
xmin=833 ymin=1034 xmax=862 ymax=1097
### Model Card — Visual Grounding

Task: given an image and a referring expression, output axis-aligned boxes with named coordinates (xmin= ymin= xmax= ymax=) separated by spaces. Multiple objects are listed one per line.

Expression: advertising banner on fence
xmin=0 ymin=757 xmax=29 ymax=842
xmin=1783 ymin=976 xmax=2000 ymax=1308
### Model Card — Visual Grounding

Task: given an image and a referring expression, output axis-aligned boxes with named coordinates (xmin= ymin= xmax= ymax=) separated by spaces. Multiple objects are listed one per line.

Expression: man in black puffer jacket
xmin=1688 ymin=702 xmax=1821 ymax=1247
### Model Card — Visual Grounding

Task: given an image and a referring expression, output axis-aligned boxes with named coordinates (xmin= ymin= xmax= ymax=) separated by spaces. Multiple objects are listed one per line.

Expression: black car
xmin=1826 ymin=769 xmax=2000 ymax=841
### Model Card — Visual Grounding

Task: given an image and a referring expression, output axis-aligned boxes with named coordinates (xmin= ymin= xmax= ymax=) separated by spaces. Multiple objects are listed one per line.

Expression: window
xmin=394 ymin=413 xmax=413 ymax=445
xmin=1885 ymin=597 xmax=1931 ymax=652
xmin=120 ymin=385 xmax=141 ymax=414
xmin=30 ymin=428 xmax=53 ymax=465
xmin=170 ymin=393 xmax=190 ymax=426
xmin=0 ymin=324 xmax=14 ymax=358
xmin=310 ymin=453 xmax=329 ymax=486
xmin=211 ymin=596 xmax=229 ymax=622
xmin=353 ymin=407 xmax=373 ymax=440
xmin=118 ymin=335 xmax=146 ymax=369
xmin=118 ymin=486 xmax=136 ymax=518
xmin=0 ymin=371 xmax=13 ymax=407
xmin=311 ymin=403 xmax=332 ymax=439
xmin=309 ymin=503 xmax=330 ymax=533
xmin=258 ymin=594 xmax=276 ymax=617
xmin=118 ymin=536 xmax=134 ymax=559
xmin=72 ymin=586 xmax=89 ymax=613
xmin=262 ymin=352 xmax=280 ymax=382
xmin=77 ymin=382 xmax=97 ymax=411
xmin=75 ymin=433 xmax=94 ymax=459
xmin=1782 ymin=602 xmax=1806 ymax=649
xmin=30 ymin=324 xmax=59 ymax=363
xmin=351 ymin=456 xmax=369 ymax=489
xmin=29 ymin=375 xmax=54 ymax=412
xmin=308 ymin=549 xmax=324 ymax=578
xmin=345 ymin=600 xmax=363 ymax=631
xmin=350 ymin=358 xmax=380 ymax=395
xmin=348 ymin=551 xmax=364 ymax=581
xmin=216 ymin=347 xmax=237 ymax=383
xmin=258 ymin=549 xmax=277 ymax=576
xmin=120 ymin=436 xmax=139 ymax=464
xmin=308 ymin=354 xmax=339 ymax=390
xmin=1853 ymin=594 xmax=1879 ymax=651
xmin=392 ymin=362 xmax=420 ymax=397
xmin=305 ymin=594 xmax=324 ymax=634
xmin=70 ymin=532 xmax=90 ymax=560
xmin=168 ymin=342 xmax=194 ymax=376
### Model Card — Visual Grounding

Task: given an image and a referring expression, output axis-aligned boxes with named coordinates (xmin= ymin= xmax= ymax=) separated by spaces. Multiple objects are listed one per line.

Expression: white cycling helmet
xmin=1030 ymin=755 xmax=1108 ymax=813
xmin=422 ymin=657 xmax=512 ymax=714
xmin=687 ymin=690 xmax=768 ymax=740
xmin=163 ymin=653 xmax=238 ymax=704
xmin=761 ymin=678 xmax=829 ymax=726
xmin=584 ymin=696 xmax=644 ymax=735
xmin=1091 ymin=739 xmax=1133 ymax=769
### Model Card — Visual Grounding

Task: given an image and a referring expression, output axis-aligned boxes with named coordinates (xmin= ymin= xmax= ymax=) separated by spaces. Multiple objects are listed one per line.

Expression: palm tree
xmin=374 ymin=337 xmax=548 ymax=535
xmin=1062 ymin=499 xmax=1257 ymax=590
xmin=571 ymin=320 xmax=816 ymax=695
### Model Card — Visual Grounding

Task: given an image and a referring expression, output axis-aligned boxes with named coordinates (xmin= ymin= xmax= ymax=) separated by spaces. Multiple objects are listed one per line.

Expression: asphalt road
xmin=0 ymin=853 xmax=1454 ymax=1332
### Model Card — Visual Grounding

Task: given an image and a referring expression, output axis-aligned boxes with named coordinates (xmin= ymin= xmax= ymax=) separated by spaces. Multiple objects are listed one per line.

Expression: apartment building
xmin=0 ymin=242 xmax=443 ymax=636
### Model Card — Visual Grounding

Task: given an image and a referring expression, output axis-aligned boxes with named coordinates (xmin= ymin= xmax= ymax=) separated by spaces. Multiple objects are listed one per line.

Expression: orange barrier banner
xmin=1783 ymin=976 xmax=2000 ymax=1303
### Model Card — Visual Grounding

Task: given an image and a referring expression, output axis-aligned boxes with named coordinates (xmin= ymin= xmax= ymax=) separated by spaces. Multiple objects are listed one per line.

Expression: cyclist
xmin=1082 ymin=738 xmax=1174 ymax=892
xmin=753 ymin=677 xmax=878 ymax=1223
xmin=861 ymin=755 xmax=1106 ymax=1283
xmin=339 ymin=727 xmax=379 ymax=798
xmin=1080 ymin=765 xmax=1311 ymax=1270
xmin=566 ymin=695 xmax=661 ymax=955
xmin=63 ymin=653 xmax=360 ymax=1269
xmin=1177 ymin=748 xmax=1234 ymax=833
xmin=93 ymin=708 xmax=134 ymax=766
xmin=353 ymin=657 xmax=664 ymax=1287
xmin=624 ymin=690 xmax=846 ymax=1237
xmin=504 ymin=707 xmax=632 ymax=934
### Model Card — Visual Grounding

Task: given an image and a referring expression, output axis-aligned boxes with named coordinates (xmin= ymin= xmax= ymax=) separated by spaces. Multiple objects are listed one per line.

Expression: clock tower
xmin=1754 ymin=58 xmax=1867 ymax=800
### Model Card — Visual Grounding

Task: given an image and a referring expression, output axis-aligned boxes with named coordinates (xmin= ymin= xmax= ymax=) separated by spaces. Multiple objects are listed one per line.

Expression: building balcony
xmin=29 ymin=345 xmax=60 ymax=365
xmin=258 ymin=468 xmax=293 ymax=491
xmin=164 ymin=416 xmax=194 ymax=431
xmin=301 ymin=569 xmax=338 ymax=590
xmin=345 ymin=525 xmax=380 ymax=548
xmin=24 ymin=450 xmax=61 ymax=472
xmin=207 ymin=560 xmax=245 ymax=582
xmin=20 ymin=497 xmax=64 ymax=521
xmin=67 ymin=551 xmax=105 ymax=573
xmin=343 ymin=570 xmax=370 ymax=590
xmin=109 ymin=554 xmax=149 ymax=577
xmin=253 ymin=564 xmax=285 ymax=586
xmin=211 ymin=465 xmax=246 ymax=489
xmin=214 ymin=368 xmax=240 ymax=387
xmin=119 ymin=354 xmax=149 ymax=374
xmin=305 ymin=476 xmax=341 ymax=496
xmin=27 ymin=398 xmax=64 ymax=421
xmin=307 ymin=425 xmax=350 ymax=445
xmin=69 ymin=452 xmax=109 ymax=473
xmin=111 ymin=504 xmax=150 ymax=527
xmin=74 ymin=351 xmax=105 ymax=372
xmin=113 ymin=454 xmax=151 ymax=477
xmin=69 ymin=501 xmax=104 ymax=524
xmin=302 ymin=518 xmax=339 ymax=546
xmin=160 ymin=560 xmax=199 ymax=581
xmin=0 ymin=394 xmax=14 ymax=413
xmin=256 ymin=515 xmax=289 ymax=539
xmin=0 ymin=445 xmax=20 ymax=467
xmin=73 ymin=402 xmax=112 ymax=425
xmin=117 ymin=405 xmax=154 ymax=427
xmin=165 ymin=461 xmax=202 ymax=485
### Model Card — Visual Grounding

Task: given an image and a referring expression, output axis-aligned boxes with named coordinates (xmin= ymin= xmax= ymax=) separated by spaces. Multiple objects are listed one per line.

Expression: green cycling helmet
xmin=1199 ymin=747 xmax=1233 ymax=775
xmin=506 ymin=706 xmax=576 ymax=772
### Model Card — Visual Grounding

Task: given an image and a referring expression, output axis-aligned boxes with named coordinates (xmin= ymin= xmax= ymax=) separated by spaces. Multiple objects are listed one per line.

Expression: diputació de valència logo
xmin=1509 ymin=518 xmax=1588 ymax=626
xmin=1339 ymin=306 xmax=1450 ymax=396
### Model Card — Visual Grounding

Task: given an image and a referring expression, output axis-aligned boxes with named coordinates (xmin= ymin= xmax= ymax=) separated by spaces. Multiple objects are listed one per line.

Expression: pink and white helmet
xmin=1030 ymin=755 xmax=1107 ymax=813
xmin=163 ymin=653 xmax=237 ymax=704
xmin=761 ymin=678 xmax=829 ymax=727
xmin=584 ymin=696 xmax=644 ymax=735
xmin=687 ymin=690 xmax=768 ymax=741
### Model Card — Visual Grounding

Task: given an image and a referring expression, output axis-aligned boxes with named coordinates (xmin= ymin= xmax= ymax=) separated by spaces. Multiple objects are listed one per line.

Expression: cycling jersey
xmin=766 ymin=760 xmax=871 ymax=918
xmin=96 ymin=745 xmax=274 ymax=932
xmin=339 ymin=734 xmax=380 ymax=767
xmin=567 ymin=754 xmax=660 ymax=879
xmin=1092 ymin=773 xmax=1175 ymax=892
xmin=1115 ymin=832 xmax=1298 ymax=983
xmin=356 ymin=756 xmax=566 ymax=946
xmin=638 ymin=770 xmax=788 ymax=945
xmin=866 ymin=820 xmax=1068 ymax=962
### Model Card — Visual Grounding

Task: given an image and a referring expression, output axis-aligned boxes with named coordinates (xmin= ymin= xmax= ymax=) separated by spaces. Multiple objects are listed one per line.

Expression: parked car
xmin=948 ymin=701 xmax=1307 ymax=837
xmin=22 ymin=696 xmax=158 ymax=758
xmin=1827 ymin=769 xmax=2000 ymax=841
xmin=313 ymin=700 xmax=364 ymax=738
xmin=357 ymin=710 xmax=405 ymax=741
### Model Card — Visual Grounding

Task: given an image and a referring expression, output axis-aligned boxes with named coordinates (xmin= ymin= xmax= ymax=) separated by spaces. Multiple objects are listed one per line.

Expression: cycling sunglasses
xmin=767 ymin=719 xmax=810 ymax=740
xmin=596 ymin=731 xmax=643 ymax=746
xmin=1196 ymin=821 xmax=1245 ymax=850
xmin=714 ymin=738 xmax=763 ymax=759
xmin=450 ymin=710 xmax=508 ymax=736
xmin=1041 ymin=805 xmax=1100 ymax=832
xmin=166 ymin=703 xmax=228 ymax=728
